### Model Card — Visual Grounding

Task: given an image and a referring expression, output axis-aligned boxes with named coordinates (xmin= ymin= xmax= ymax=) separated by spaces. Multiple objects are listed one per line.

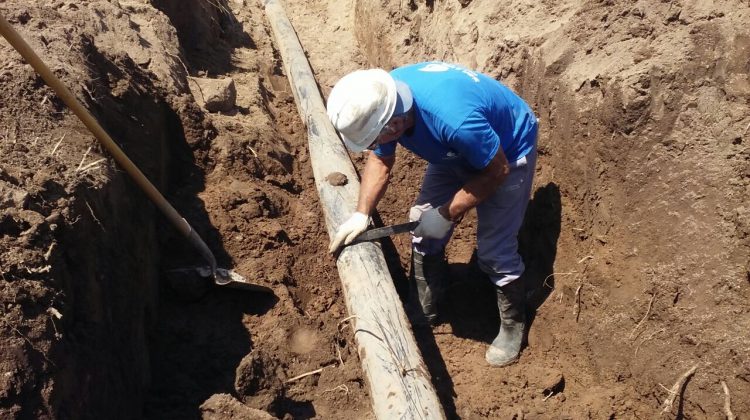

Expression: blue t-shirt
xmin=374 ymin=62 xmax=537 ymax=170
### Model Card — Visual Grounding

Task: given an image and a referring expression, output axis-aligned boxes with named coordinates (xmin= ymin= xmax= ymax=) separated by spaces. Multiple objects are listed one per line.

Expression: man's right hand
xmin=329 ymin=212 xmax=370 ymax=253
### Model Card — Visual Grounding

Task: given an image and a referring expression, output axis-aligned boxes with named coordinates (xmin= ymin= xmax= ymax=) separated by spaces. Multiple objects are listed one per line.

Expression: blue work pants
xmin=409 ymin=149 xmax=537 ymax=287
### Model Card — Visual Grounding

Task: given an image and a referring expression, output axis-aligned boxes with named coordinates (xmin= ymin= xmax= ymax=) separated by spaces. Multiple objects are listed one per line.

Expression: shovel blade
xmin=169 ymin=266 xmax=274 ymax=293
xmin=214 ymin=268 xmax=274 ymax=293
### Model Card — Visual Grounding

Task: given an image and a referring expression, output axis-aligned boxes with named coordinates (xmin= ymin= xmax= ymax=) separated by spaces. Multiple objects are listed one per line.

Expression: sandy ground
xmin=0 ymin=0 xmax=748 ymax=419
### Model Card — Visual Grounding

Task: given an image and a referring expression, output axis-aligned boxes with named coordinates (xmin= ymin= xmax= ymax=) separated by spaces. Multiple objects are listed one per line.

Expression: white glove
xmin=414 ymin=207 xmax=453 ymax=239
xmin=329 ymin=212 xmax=370 ymax=253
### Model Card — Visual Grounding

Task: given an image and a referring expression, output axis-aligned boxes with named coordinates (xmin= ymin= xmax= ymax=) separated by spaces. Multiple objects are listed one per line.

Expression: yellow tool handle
xmin=0 ymin=13 xmax=217 ymax=272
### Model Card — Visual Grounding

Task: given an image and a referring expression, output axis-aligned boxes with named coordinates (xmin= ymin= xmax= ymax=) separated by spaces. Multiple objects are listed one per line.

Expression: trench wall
xmin=352 ymin=0 xmax=750 ymax=414
xmin=0 ymin=1 xmax=225 ymax=418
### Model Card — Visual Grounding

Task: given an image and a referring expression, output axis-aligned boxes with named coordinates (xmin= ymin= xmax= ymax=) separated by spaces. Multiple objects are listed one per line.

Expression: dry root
xmin=574 ymin=283 xmax=582 ymax=322
xmin=629 ymin=293 xmax=656 ymax=340
xmin=721 ymin=381 xmax=735 ymax=420
xmin=285 ymin=367 xmax=324 ymax=384
xmin=660 ymin=364 xmax=698 ymax=414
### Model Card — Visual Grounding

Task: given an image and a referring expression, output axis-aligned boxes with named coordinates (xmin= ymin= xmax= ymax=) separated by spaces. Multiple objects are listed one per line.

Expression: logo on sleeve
xmin=420 ymin=63 xmax=450 ymax=72
xmin=418 ymin=62 xmax=480 ymax=82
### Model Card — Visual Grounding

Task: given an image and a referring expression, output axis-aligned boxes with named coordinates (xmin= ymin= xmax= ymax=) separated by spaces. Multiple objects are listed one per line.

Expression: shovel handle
xmin=0 ymin=14 xmax=216 ymax=274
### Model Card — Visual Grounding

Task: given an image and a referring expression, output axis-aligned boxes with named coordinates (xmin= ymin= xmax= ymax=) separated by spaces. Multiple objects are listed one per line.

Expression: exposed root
xmin=574 ymin=283 xmax=582 ymax=322
xmin=11 ymin=327 xmax=56 ymax=367
xmin=50 ymin=134 xmax=65 ymax=156
xmin=43 ymin=242 xmax=55 ymax=261
xmin=75 ymin=146 xmax=92 ymax=171
xmin=629 ymin=293 xmax=656 ymax=340
xmin=82 ymin=84 xmax=99 ymax=103
xmin=78 ymin=158 xmax=106 ymax=173
xmin=47 ymin=308 xmax=63 ymax=340
xmin=286 ymin=367 xmax=324 ymax=384
xmin=660 ymin=363 xmax=698 ymax=414
xmin=47 ymin=307 xmax=62 ymax=319
xmin=634 ymin=328 xmax=664 ymax=356
xmin=542 ymin=271 xmax=577 ymax=289
xmin=85 ymin=200 xmax=105 ymax=232
xmin=337 ymin=315 xmax=358 ymax=332
xmin=335 ymin=342 xmax=344 ymax=367
xmin=248 ymin=145 xmax=258 ymax=158
xmin=321 ymin=384 xmax=350 ymax=396
xmin=721 ymin=381 xmax=735 ymax=420
xmin=334 ymin=315 xmax=356 ymax=368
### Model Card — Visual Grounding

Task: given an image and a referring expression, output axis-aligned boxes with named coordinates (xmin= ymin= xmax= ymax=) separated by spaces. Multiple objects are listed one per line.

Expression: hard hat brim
xmin=339 ymin=80 xmax=413 ymax=153
xmin=327 ymin=69 xmax=399 ymax=153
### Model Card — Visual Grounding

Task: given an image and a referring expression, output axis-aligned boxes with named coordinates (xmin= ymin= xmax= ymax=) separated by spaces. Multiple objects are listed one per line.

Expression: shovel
xmin=0 ymin=15 xmax=271 ymax=293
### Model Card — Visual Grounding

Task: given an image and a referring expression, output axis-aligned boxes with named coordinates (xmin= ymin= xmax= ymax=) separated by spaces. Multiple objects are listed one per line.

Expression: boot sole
xmin=485 ymin=354 xmax=519 ymax=367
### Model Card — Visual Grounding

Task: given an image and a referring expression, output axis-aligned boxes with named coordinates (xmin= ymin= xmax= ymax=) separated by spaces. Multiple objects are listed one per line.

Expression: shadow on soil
xmin=138 ymin=80 xmax=280 ymax=420
xmin=272 ymin=397 xmax=316 ymax=419
xmin=136 ymin=99 xmax=279 ymax=419
xmin=520 ymin=182 xmax=563 ymax=323
xmin=380 ymin=182 xmax=562 ymax=418
xmin=138 ymin=4 xmax=281 ymax=418
xmin=442 ymin=182 xmax=562 ymax=344
xmin=151 ymin=0 xmax=255 ymax=75
xmin=143 ymin=287 xmax=278 ymax=420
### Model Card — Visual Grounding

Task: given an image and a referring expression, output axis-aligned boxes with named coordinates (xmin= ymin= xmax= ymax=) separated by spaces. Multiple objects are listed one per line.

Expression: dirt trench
xmin=1 ymin=0 xmax=370 ymax=419
xmin=336 ymin=1 xmax=750 ymax=418
xmin=1 ymin=0 xmax=749 ymax=419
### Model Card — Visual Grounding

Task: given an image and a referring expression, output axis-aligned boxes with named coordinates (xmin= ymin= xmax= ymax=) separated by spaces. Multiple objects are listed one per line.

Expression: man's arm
xmin=356 ymin=152 xmax=396 ymax=214
xmin=327 ymin=152 xmax=395 ymax=252
xmin=439 ymin=148 xmax=510 ymax=222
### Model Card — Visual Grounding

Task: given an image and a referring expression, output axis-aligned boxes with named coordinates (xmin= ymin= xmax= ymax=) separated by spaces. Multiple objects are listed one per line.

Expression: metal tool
xmin=166 ymin=266 xmax=273 ymax=293
xmin=0 ymin=15 xmax=270 ymax=293
xmin=349 ymin=221 xmax=420 ymax=245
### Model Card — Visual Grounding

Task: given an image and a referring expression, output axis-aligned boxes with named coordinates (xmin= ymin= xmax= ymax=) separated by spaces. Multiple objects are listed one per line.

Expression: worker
xmin=325 ymin=61 xmax=538 ymax=367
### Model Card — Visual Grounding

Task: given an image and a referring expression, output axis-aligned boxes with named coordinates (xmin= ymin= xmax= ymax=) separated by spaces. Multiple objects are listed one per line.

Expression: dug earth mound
xmin=1 ymin=0 xmax=748 ymax=419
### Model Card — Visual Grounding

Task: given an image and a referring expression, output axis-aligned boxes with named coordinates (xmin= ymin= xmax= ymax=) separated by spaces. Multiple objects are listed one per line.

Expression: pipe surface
xmin=263 ymin=1 xmax=446 ymax=418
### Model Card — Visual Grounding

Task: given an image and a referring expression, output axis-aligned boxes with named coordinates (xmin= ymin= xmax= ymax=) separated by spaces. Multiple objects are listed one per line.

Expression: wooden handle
xmin=0 ymin=14 xmax=217 ymax=270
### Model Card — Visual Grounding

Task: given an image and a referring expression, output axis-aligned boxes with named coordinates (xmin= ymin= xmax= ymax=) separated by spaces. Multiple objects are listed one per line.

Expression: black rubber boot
xmin=485 ymin=278 xmax=527 ymax=366
xmin=408 ymin=250 xmax=447 ymax=326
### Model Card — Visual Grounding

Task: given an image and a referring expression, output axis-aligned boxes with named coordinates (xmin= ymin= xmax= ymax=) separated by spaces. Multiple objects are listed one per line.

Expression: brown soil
xmin=1 ymin=1 xmax=748 ymax=419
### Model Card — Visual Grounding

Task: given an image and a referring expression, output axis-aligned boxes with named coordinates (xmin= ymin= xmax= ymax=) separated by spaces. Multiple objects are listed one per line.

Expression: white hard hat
xmin=326 ymin=69 xmax=412 ymax=152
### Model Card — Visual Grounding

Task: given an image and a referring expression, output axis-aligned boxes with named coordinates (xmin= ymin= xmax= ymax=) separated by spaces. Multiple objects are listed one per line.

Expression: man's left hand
xmin=414 ymin=207 xmax=454 ymax=239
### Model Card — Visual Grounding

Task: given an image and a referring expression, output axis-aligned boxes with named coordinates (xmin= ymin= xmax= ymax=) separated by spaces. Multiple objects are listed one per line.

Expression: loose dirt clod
xmin=235 ymin=351 xmax=284 ymax=409
xmin=540 ymin=370 xmax=565 ymax=395
xmin=189 ymin=76 xmax=237 ymax=113
xmin=325 ymin=171 xmax=348 ymax=186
